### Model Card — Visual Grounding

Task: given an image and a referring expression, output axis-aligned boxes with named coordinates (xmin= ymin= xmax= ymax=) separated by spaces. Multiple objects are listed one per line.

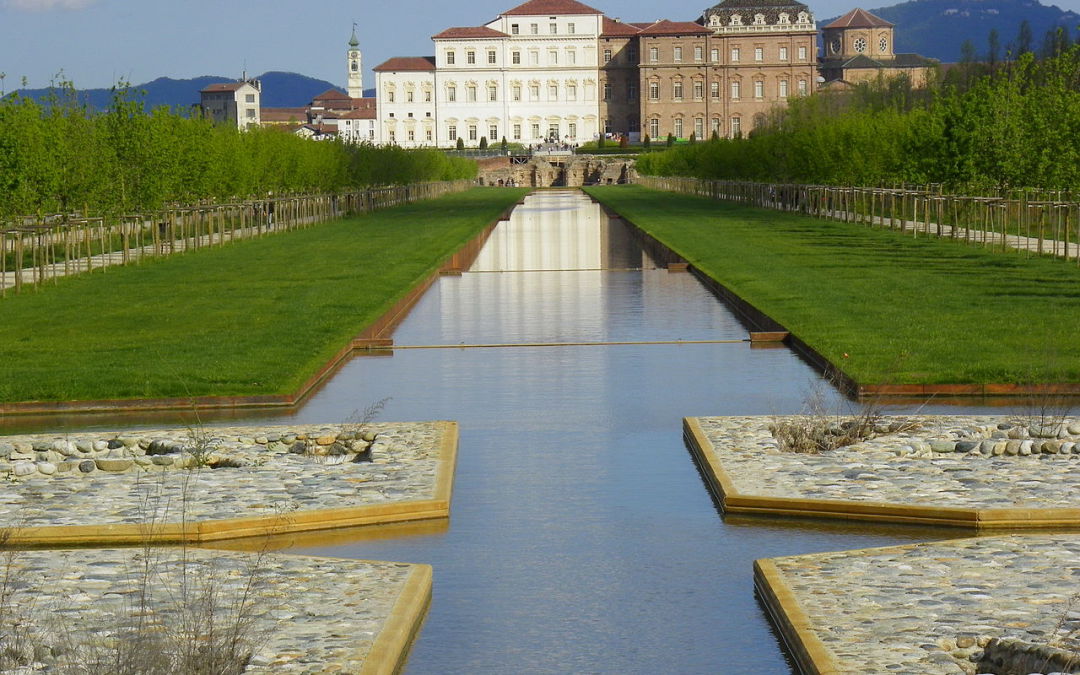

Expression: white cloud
xmin=4 ymin=0 xmax=97 ymax=10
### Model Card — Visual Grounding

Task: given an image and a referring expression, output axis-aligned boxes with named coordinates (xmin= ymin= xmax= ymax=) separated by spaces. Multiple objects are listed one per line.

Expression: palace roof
xmin=699 ymin=0 xmax=813 ymax=25
xmin=432 ymin=26 xmax=510 ymax=39
xmin=373 ymin=56 xmax=437 ymax=72
xmin=824 ymin=7 xmax=893 ymax=29
xmin=601 ymin=17 xmax=644 ymax=36
xmin=502 ymin=0 xmax=603 ymax=16
xmin=637 ymin=19 xmax=712 ymax=36
xmin=312 ymin=88 xmax=351 ymax=101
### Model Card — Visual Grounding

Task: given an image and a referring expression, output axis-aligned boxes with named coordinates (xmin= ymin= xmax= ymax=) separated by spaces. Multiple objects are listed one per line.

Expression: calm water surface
xmin=8 ymin=190 xmax=1017 ymax=673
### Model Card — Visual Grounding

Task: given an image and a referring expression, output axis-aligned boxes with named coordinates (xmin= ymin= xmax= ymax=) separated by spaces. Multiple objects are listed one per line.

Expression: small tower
xmin=347 ymin=24 xmax=363 ymax=99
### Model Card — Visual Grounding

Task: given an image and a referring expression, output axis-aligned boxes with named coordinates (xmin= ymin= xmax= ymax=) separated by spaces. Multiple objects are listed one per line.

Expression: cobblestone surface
xmin=0 ymin=547 xmax=421 ymax=673
xmin=694 ymin=415 xmax=1080 ymax=508
xmin=0 ymin=422 xmax=448 ymax=529
xmin=766 ymin=534 xmax=1080 ymax=674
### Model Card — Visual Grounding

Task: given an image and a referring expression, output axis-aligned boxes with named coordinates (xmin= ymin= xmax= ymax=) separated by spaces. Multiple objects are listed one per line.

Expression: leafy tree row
xmin=637 ymin=46 xmax=1080 ymax=192
xmin=0 ymin=87 xmax=476 ymax=219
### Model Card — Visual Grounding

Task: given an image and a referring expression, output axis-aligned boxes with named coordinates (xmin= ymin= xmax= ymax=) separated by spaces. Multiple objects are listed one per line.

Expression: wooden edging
xmin=753 ymin=558 xmax=842 ymax=675
xmin=591 ymin=191 xmax=1080 ymax=398
xmin=683 ymin=417 xmax=1080 ymax=530
xmin=3 ymin=421 xmax=458 ymax=546
xmin=0 ymin=198 xmax=519 ymax=417
xmin=361 ymin=564 xmax=434 ymax=675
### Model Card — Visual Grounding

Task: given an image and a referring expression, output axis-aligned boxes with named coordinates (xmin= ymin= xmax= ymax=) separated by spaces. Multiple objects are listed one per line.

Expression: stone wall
xmin=478 ymin=156 xmax=636 ymax=188
xmin=976 ymin=637 xmax=1080 ymax=674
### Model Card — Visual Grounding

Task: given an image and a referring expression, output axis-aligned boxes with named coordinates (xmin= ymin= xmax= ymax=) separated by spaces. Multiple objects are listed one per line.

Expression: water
xmin=4 ymin=190 xmax=1015 ymax=673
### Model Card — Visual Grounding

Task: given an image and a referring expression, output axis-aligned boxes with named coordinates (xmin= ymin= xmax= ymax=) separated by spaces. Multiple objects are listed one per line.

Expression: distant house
xmin=294 ymin=124 xmax=338 ymax=141
xmin=819 ymin=8 xmax=936 ymax=87
xmin=199 ymin=79 xmax=261 ymax=129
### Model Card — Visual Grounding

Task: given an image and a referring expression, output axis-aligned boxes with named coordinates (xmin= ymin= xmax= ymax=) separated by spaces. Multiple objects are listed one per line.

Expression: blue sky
xmin=2 ymin=0 xmax=1079 ymax=91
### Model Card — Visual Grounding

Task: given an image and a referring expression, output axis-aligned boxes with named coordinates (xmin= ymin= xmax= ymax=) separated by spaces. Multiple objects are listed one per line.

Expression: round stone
xmin=106 ymin=439 xmax=124 ymax=450
xmin=12 ymin=461 xmax=36 ymax=477
xmin=151 ymin=456 xmax=175 ymax=466
xmin=93 ymin=440 xmax=108 ymax=451
xmin=930 ymin=440 xmax=956 ymax=453
xmin=78 ymin=460 xmax=96 ymax=473
xmin=316 ymin=435 xmax=338 ymax=446
xmin=37 ymin=462 xmax=57 ymax=475
xmin=95 ymin=458 xmax=133 ymax=472
xmin=0 ymin=443 xmax=13 ymax=458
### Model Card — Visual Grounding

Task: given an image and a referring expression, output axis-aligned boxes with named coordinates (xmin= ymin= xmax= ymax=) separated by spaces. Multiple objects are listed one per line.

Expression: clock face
xmin=830 ymin=38 xmax=841 ymax=54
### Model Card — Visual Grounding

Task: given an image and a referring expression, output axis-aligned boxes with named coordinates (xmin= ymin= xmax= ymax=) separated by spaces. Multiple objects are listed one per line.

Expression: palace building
xmin=818 ymin=8 xmax=935 ymax=87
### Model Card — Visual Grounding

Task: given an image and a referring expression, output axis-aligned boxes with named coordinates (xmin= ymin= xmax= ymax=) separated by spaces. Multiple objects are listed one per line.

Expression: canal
xmin=8 ymin=190 xmax=1010 ymax=672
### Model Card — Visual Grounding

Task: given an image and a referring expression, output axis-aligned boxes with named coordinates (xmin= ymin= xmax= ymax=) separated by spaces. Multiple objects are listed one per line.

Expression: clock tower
xmin=347 ymin=25 xmax=363 ymax=99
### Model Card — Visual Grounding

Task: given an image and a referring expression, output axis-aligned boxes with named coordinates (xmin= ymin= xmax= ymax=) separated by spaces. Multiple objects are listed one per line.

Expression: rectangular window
xmin=513 ymin=124 xmax=522 ymax=140
xmin=245 ymin=108 xmax=255 ymax=119
xmin=569 ymin=122 xmax=577 ymax=137
xmin=425 ymin=90 xmax=432 ymax=102
xmin=603 ymin=119 xmax=612 ymax=134
xmin=711 ymin=117 xmax=720 ymax=135
xmin=694 ymin=117 xmax=704 ymax=138
xmin=628 ymin=46 xmax=638 ymax=61
xmin=731 ymin=117 xmax=741 ymax=136
xmin=798 ymin=78 xmax=807 ymax=94
xmin=447 ymin=86 xmax=456 ymax=102
xmin=779 ymin=46 xmax=788 ymax=61
xmin=649 ymin=81 xmax=659 ymax=100
xmin=511 ymin=23 xmax=519 ymax=34
xmin=426 ymin=129 xmax=433 ymax=141
xmin=649 ymin=46 xmax=658 ymax=62
xmin=489 ymin=125 xmax=498 ymax=140
xmin=447 ymin=51 xmax=455 ymax=65
xmin=754 ymin=80 xmax=763 ymax=98
xmin=467 ymin=51 xmax=475 ymax=64
xmin=389 ymin=131 xmax=395 ymax=142
xmin=731 ymin=48 xmax=740 ymax=62
xmin=530 ymin=23 xmax=538 ymax=34
xmin=408 ymin=130 xmax=415 ymax=142
xmin=798 ymin=45 xmax=807 ymax=60
xmin=512 ymin=51 xmax=521 ymax=64
xmin=549 ymin=50 xmax=558 ymax=64
xmin=673 ymin=81 xmax=683 ymax=100
xmin=530 ymin=84 xmax=540 ymax=100
xmin=468 ymin=125 xmax=477 ymax=140
xmin=530 ymin=51 xmax=539 ymax=65
xmin=603 ymin=82 xmax=611 ymax=101
xmin=407 ymin=91 xmax=414 ymax=102
xmin=674 ymin=47 xmax=682 ymax=62
xmin=513 ymin=85 xmax=522 ymax=101
xmin=694 ymin=46 xmax=703 ymax=61
xmin=731 ymin=81 xmax=740 ymax=99
xmin=568 ymin=83 xmax=577 ymax=100
xmin=779 ymin=79 xmax=789 ymax=97
xmin=568 ymin=50 xmax=576 ymax=64
xmin=710 ymin=81 xmax=719 ymax=99
xmin=488 ymin=50 xmax=497 ymax=64
xmin=649 ymin=118 xmax=659 ymax=138
xmin=488 ymin=85 xmax=498 ymax=101
xmin=549 ymin=84 xmax=558 ymax=100
xmin=245 ymin=94 xmax=255 ymax=103
xmin=674 ymin=118 xmax=683 ymax=137
xmin=603 ymin=48 xmax=612 ymax=63
xmin=387 ymin=91 xmax=394 ymax=103
xmin=693 ymin=80 xmax=703 ymax=99
xmin=710 ymin=48 xmax=719 ymax=62
xmin=467 ymin=86 xmax=477 ymax=102
xmin=628 ymin=82 xmax=637 ymax=100
xmin=531 ymin=123 xmax=540 ymax=138
xmin=754 ymin=47 xmax=763 ymax=62
xmin=568 ymin=23 xmax=575 ymax=34
xmin=550 ymin=22 xmax=557 ymax=34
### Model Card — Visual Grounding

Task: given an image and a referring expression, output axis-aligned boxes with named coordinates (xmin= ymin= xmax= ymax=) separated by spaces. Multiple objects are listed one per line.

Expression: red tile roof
xmin=824 ymin=8 xmax=893 ymax=29
xmin=340 ymin=109 xmax=376 ymax=120
xmin=312 ymin=88 xmax=351 ymax=101
xmin=200 ymin=82 xmax=247 ymax=93
xmin=260 ymin=107 xmax=309 ymax=122
xmin=636 ymin=19 xmax=712 ymax=36
xmin=433 ymin=26 xmax=509 ymax=39
xmin=601 ymin=17 xmax=643 ymax=36
xmin=502 ymin=0 xmax=602 ymax=16
xmin=373 ymin=56 xmax=437 ymax=72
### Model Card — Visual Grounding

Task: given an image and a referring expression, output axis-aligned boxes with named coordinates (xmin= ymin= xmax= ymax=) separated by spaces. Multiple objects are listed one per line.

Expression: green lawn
xmin=586 ymin=185 xmax=1080 ymax=385
xmin=0 ymin=188 xmax=528 ymax=403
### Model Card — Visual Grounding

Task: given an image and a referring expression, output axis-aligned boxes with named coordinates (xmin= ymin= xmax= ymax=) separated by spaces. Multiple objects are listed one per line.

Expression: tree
xmin=500 ymin=136 xmax=508 ymax=151
xmin=666 ymin=133 xmax=675 ymax=147
xmin=711 ymin=130 xmax=720 ymax=141
xmin=688 ymin=132 xmax=697 ymax=145
xmin=988 ymin=29 xmax=1001 ymax=71
xmin=456 ymin=137 xmax=465 ymax=150
xmin=643 ymin=134 xmax=651 ymax=148
xmin=1017 ymin=20 xmax=1033 ymax=56
xmin=478 ymin=136 xmax=488 ymax=149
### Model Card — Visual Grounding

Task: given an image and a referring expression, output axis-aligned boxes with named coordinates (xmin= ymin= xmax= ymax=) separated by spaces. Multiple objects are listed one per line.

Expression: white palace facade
xmin=375 ymin=0 xmax=606 ymax=148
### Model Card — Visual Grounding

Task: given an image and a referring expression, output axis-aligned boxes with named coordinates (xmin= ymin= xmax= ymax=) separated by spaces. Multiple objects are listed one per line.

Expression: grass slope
xmin=0 ymin=188 xmax=528 ymax=402
xmin=586 ymin=185 xmax=1080 ymax=385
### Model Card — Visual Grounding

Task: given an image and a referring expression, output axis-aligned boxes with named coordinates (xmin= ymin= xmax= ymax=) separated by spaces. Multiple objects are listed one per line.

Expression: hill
xmin=10 ymin=71 xmax=371 ymax=110
xmin=825 ymin=0 xmax=1080 ymax=63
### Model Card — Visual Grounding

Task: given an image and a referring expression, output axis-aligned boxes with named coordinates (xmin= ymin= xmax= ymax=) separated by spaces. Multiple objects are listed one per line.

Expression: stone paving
xmin=0 ymin=422 xmax=449 ymax=529
xmin=764 ymin=534 xmax=1080 ymax=674
xmin=0 ymin=547 xmax=423 ymax=673
xmin=693 ymin=415 xmax=1080 ymax=509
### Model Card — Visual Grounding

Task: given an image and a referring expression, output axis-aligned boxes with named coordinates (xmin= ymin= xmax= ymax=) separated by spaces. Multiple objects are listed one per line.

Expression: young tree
xmin=643 ymin=134 xmax=651 ymax=148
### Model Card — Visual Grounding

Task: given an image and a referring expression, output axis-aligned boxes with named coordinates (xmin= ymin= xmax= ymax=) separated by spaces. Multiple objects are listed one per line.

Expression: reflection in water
xmin=2 ymin=190 xmax=1024 ymax=672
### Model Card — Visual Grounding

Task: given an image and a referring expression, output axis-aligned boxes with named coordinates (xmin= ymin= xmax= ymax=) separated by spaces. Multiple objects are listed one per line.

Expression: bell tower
xmin=347 ymin=24 xmax=363 ymax=98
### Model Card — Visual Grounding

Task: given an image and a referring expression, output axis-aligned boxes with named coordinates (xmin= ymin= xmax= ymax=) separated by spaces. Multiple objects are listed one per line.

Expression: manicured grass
xmin=0 ymin=188 xmax=529 ymax=402
xmin=586 ymin=185 xmax=1080 ymax=385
